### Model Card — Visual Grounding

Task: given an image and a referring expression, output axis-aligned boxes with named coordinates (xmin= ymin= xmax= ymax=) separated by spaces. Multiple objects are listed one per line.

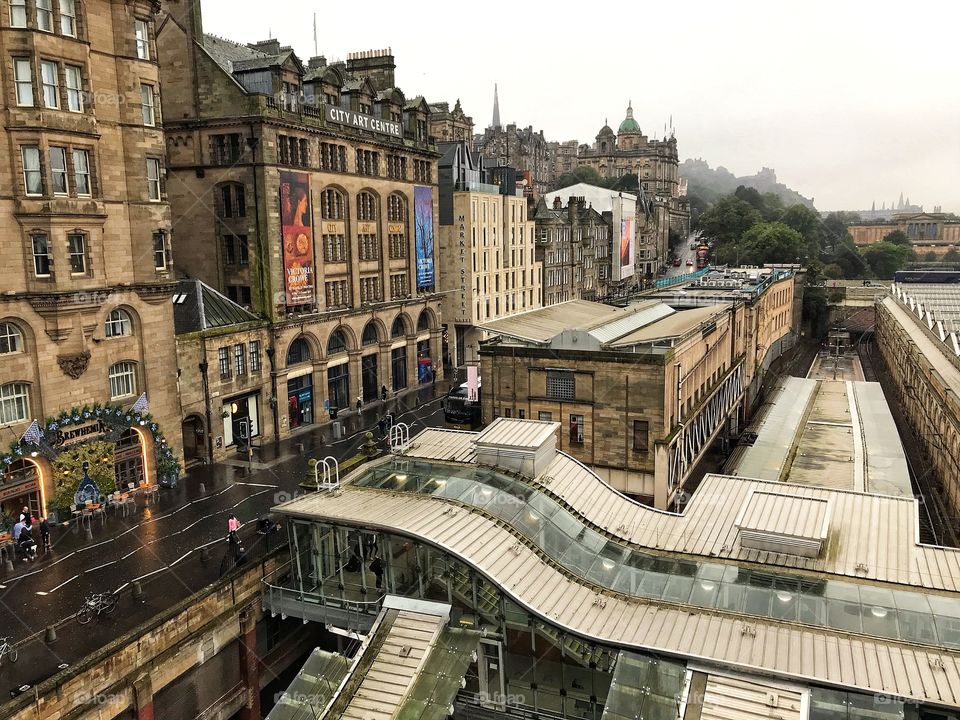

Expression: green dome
xmin=618 ymin=102 xmax=641 ymax=134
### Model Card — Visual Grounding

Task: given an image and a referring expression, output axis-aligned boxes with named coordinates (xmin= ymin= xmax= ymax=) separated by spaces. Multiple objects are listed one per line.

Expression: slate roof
xmin=202 ymin=34 xmax=271 ymax=74
xmin=172 ymin=279 xmax=260 ymax=335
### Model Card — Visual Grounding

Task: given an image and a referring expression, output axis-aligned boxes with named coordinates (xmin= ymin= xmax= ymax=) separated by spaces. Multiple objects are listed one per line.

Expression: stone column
xmin=237 ymin=608 xmax=261 ymax=720
xmin=406 ymin=336 xmax=418 ymax=387
xmin=653 ymin=439 xmax=670 ymax=510
xmin=347 ymin=350 xmax=363 ymax=405
xmin=379 ymin=342 xmax=392 ymax=395
xmin=132 ymin=673 xmax=154 ymax=720
xmin=429 ymin=328 xmax=443 ymax=381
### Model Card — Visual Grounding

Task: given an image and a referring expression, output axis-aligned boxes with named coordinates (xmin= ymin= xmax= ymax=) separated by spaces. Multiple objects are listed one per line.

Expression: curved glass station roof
xmin=354 ymin=459 xmax=960 ymax=650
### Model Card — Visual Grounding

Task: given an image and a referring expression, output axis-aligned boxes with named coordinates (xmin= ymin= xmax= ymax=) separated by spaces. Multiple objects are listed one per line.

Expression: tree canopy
xmin=861 ymin=242 xmax=912 ymax=279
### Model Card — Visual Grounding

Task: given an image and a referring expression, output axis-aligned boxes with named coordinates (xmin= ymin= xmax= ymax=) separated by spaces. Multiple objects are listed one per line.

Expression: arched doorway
xmin=181 ymin=415 xmax=205 ymax=464
xmin=361 ymin=322 xmax=380 ymax=403
xmin=114 ymin=428 xmax=145 ymax=489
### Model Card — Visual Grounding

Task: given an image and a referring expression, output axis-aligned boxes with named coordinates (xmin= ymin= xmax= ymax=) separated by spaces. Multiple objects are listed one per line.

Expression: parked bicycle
xmin=77 ymin=592 xmax=118 ymax=625
xmin=0 ymin=636 xmax=18 ymax=665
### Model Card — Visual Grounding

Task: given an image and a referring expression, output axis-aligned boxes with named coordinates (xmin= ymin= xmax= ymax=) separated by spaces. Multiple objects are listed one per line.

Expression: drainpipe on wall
xmin=199 ymin=342 xmax=214 ymax=465
xmin=266 ymin=338 xmax=280 ymax=454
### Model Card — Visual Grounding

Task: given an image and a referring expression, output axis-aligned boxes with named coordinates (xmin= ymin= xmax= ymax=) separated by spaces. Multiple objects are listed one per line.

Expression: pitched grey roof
xmin=202 ymin=34 xmax=270 ymax=74
xmin=172 ymin=279 xmax=260 ymax=334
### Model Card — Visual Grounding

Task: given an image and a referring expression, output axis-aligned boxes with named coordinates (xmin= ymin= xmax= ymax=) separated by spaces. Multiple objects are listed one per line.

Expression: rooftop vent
xmin=734 ymin=490 xmax=830 ymax=558
xmin=474 ymin=419 xmax=559 ymax=477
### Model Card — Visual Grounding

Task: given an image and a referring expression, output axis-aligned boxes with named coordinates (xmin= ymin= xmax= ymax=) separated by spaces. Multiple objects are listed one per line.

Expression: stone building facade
xmin=532 ymin=195 xmax=612 ymax=304
xmin=157 ymin=0 xmax=444 ymax=445
xmin=479 ymin=270 xmax=796 ymax=507
xmin=437 ymin=141 xmax=541 ymax=367
xmin=0 ymin=0 xmax=182 ymax=520
xmin=848 ymin=212 xmax=960 ymax=257
xmin=549 ymin=139 xmax=578 ymax=179
xmin=428 ymin=99 xmax=473 ymax=148
xmin=474 ymin=123 xmax=552 ymax=197
xmin=577 ymin=103 xmax=690 ymax=272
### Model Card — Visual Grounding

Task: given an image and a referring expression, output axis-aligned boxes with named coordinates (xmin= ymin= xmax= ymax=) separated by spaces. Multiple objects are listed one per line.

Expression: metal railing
xmin=261 ymin=562 xmax=385 ymax=629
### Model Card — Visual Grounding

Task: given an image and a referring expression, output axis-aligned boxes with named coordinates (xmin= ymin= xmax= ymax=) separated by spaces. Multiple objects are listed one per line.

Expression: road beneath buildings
xmin=665 ymin=231 xmax=701 ymax=278
xmin=0 ymin=383 xmax=448 ymax=696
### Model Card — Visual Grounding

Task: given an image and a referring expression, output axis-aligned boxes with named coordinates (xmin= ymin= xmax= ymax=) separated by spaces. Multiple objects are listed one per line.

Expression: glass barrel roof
xmin=354 ymin=459 xmax=960 ymax=650
xmin=266 ymin=648 xmax=350 ymax=720
xmin=600 ymin=651 xmax=686 ymax=720
xmin=395 ymin=626 xmax=481 ymax=720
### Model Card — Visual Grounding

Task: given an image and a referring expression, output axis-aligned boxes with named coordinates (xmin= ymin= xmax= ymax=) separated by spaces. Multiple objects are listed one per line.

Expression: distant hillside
xmin=681 ymin=158 xmax=815 ymax=209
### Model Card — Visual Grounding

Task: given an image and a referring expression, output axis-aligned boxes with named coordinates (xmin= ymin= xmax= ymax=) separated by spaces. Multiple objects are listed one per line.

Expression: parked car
xmin=673 ymin=258 xmax=682 ymax=267
xmin=686 ymin=259 xmax=694 ymax=267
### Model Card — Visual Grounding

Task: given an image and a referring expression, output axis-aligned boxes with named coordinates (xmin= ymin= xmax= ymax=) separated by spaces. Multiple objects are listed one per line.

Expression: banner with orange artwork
xmin=279 ymin=171 xmax=315 ymax=306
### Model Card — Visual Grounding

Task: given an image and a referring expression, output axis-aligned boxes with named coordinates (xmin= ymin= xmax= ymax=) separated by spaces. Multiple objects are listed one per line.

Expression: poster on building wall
xmin=414 ymin=185 xmax=435 ymax=289
xmin=620 ymin=217 xmax=635 ymax=279
xmin=279 ymin=171 xmax=315 ymax=306
xmin=466 ymin=365 xmax=479 ymax=402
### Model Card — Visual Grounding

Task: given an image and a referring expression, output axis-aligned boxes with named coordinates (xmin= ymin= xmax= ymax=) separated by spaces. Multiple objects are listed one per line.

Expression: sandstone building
xmin=479 ymin=269 xmax=796 ymax=507
xmin=428 ymin=99 xmax=473 ymax=148
xmin=157 ymin=0 xmax=444 ymax=450
xmin=532 ymin=195 xmax=612 ymax=304
xmin=848 ymin=212 xmax=960 ymax=257
xmin=576 ymin=103 xmax=691 ymax=272
xmin=0 ymin=0 xmax=182 ymax=521
xmin=437 ymin=141 xmax=541 ymax=366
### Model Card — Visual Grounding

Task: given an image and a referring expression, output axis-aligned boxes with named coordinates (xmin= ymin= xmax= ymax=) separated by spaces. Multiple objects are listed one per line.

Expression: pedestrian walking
xmin=370 ymin=554 xmax=384 ymax=590
xmin=17 ymin=524 xmax=36 ymax=562
xmin=355 ymin=395 xmax=362 ymax=412
xmin=227 ymin=513 xmax=240 ymax=547
xmin=377 ymin=416 xmax=387 ymax=440
xmin=39 ymin=517 xmax=50 ymax=552
xmin=380 ymin=384 xmax=388 ymax=403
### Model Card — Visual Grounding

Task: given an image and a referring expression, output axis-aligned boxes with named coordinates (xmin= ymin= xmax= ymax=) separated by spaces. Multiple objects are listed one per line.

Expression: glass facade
xmin=346 ymin=458 xmax=960 ymax=650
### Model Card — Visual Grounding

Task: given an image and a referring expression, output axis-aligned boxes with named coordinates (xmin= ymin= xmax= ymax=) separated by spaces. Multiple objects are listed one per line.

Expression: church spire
xmin=492 ymin=83 xmax=501 ymax=129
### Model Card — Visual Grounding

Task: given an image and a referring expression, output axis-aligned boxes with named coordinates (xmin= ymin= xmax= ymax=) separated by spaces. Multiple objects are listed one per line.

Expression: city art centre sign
xmin=324 ymin=105 xmax=403 ymax=138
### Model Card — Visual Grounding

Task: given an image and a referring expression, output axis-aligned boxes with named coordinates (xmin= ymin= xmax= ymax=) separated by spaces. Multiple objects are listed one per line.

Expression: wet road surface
xmin=0 ymin=384 xmax=447 ymax=695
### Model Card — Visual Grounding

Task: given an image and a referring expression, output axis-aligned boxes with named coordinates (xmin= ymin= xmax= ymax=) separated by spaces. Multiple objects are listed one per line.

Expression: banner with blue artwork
xmin=414 ymin=185 xmax=435 ymax=289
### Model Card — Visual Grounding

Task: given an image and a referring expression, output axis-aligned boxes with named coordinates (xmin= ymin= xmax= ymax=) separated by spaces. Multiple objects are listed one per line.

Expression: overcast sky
xmin=200 ymin=0 xmax=959 ymax=213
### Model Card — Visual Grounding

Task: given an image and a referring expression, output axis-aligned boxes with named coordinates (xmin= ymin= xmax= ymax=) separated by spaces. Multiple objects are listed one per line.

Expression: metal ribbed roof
xmin=700 ymin=674 xmax=804 ymax=720
xmin=735 ymin=491 xmax=830 ymax=541
xmin=587 ymin=302 xmax=674 ymax=343
xmin=274 ymin=487 xmax=960 ymax=707
xmin=476 ymin=418 xmax=558 ymax=450
xmin=395 ymin=429 xmax=960 ymax=591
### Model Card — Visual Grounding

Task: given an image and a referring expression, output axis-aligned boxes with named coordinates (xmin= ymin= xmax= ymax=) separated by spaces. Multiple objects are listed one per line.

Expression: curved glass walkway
xmin=355 ymin=459 xmax=960 ymax=650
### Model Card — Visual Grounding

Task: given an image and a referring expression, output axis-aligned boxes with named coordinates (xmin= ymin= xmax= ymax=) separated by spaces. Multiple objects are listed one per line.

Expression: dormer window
xmin=358 ymin=101 xmax=371 ymax=115
xmin=282 ymin=81 xmax=299 ymax=111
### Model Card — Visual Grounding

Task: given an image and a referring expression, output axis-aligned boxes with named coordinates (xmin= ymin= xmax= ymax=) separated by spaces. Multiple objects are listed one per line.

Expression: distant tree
xmin=611 ymin=173 xmax=638 ymax=192
xmin=883 ymin=230 xmax=910 ymax=246
xmin=552 ymin=166 xmax=611 ymax=190
xmin=922 ymin=251 xmax=939 ymax=262
xmin=821 ymin=212 xmax=858 ymax=255
xmin=736 ymin=222 xmax=808 ymax=266
xmin=822 ymin=263 xmax=844 ymax=279
xmin=802 ymin=262 xmax=829 ymax=339
xmin=780 ymin=204 xmax=823 ymax=258
xmin=696 ymin=196 xmax=761 ymax=245
xmin=861 ymin=242 xmax=912 ymax=278
xmin=943 ymin=249 xmax=960 ymax=263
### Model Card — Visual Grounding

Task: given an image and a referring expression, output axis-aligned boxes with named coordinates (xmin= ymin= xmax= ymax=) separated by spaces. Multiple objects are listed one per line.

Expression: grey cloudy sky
xmin=201 ymin=0 xmax=959 ymax=213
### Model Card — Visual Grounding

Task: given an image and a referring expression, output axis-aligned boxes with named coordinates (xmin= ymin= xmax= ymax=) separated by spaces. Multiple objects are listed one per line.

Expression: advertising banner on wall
xmin=414 ymin=185 xmax=435 ymax=289
xmin=279 ymin=171 xmax=315 ymax=306
xmin=466 ymin=365 xmax=479 ymax=402
xmin=619 ymin=216 xmax=635 ymax=280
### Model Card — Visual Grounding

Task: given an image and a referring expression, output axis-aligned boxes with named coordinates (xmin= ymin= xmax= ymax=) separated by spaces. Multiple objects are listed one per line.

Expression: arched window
xmin=416 ymin=311 xmax=430 ymax=332
xmin=321 ymin=188 xmax=345 ymax=220
xmin=0 ymin=382 xmax=30 ymax=425
xmin=286 ymin=337 xmax=311 ymax=366
xmin=387 ymin=194 xmax=406 ymax=222
xmin=357 ymin=192 xmax=378 ymax=222
xmin=391 ymin=317 xmax=406 ymax=339
xmin=362 ymin=322 xmax=379 ymax=347
xmin=108 ymin=362 xmax=137 ymax=399
xmin=0 ymin=322 xmax=24 ymax=354
xmin=327 ymin=329 xmax=347 ymax=355
xmin=104 ymin=308 xmax=132 ymax=338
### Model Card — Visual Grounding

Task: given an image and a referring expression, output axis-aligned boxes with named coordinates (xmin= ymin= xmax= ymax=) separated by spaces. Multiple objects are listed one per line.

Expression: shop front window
xmin=287 ymin=376 xmax=313 ymax=429
xmin=327 ymin=363 xmax=349 ymax=413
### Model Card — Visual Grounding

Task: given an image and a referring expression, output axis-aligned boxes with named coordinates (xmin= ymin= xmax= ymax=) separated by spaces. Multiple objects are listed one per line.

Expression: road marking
xmin=132 ymin=567 xmax=165 ymax=582
xmin=87 ymin=560 xmax=116 ymax=572
xmin=35 ymin=590 xmax=47 ymax=596
xmin=169 ymin=551 xmax=191 ymax=567
xmin=38 ymin=573 xmax=79 ymax=595
xmin=234 ymin=482 xmax=279 ymax=488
